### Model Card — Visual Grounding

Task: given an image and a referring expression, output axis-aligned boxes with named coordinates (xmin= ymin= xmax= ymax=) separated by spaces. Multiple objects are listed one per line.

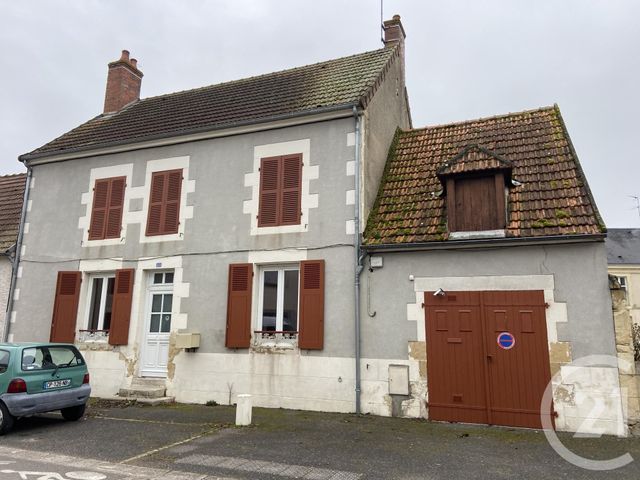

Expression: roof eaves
xmin=19 ymin=102 xmax=358 ymax=164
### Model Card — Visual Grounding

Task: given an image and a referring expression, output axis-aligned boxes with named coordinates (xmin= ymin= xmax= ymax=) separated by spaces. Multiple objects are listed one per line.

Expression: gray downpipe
xmin=3 ymin=167 xmax=32 ymax=342
xmin=353 ymin=106 xmax=364 ymax=414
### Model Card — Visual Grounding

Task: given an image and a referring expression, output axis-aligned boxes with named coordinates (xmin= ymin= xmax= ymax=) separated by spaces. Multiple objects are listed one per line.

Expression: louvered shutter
xmin=298 ymin=260 xmax=324 ymax=350
xmin=146 ymin=172 xmax=165 ymax=236
xmin=281 ymin=154 xmax=302 ymax=225
xmin=105 ymin=177 xmax=126 ymax=238
xmin=226 ymin=263 xmax=253 ymax=348
xmin=163 ymin=170 xmax=182 ymax=234
xmin=258 ymin=157 xmax=280 ymax=227
xmin=88 ymin=180 xmax=109 ymax=240
xmin=109 ymin=269 xmax=135 ymax=345
xmin=50 ymin=272 xmax=81 ymax=343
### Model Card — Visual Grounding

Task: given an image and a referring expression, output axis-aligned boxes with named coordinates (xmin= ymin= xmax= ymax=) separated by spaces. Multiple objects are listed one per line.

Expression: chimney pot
xmin=103 ymin=50 xmax=143 ymax=114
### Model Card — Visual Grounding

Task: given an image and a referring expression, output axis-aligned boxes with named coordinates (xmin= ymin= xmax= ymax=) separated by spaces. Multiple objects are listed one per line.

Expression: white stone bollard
xmin=235 ymin=394 xmax=252 ymax=426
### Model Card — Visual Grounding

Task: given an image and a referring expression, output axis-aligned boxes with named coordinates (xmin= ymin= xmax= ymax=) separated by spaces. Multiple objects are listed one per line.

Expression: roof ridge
xmin=126 ymin=47 xmax=394 ymax=106
xmin=405 ymin=105 xmax=557 ymax=133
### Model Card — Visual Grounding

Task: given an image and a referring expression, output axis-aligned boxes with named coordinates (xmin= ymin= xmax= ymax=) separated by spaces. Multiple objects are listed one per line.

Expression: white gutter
xmin=22 ymin=105 xmax=356 ymax=166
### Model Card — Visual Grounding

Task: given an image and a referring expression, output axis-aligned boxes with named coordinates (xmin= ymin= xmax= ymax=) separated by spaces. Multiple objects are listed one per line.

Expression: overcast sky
xmin=1 ymin=0 xmax=638 ymax=227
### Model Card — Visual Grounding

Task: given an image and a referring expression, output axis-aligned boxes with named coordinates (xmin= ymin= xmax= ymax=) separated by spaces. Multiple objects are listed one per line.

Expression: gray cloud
xmin=0 ymin=0 xmax=638 ymax=226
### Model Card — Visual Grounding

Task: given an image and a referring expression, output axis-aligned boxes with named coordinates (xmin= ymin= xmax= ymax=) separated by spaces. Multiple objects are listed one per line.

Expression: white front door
xmin=141 ymin=272 xmax=174 ymax=377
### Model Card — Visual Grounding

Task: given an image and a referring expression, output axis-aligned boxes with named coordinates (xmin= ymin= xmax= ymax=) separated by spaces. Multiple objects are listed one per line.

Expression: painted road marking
xmin=176 ymin=454 xmax=362 ymax=479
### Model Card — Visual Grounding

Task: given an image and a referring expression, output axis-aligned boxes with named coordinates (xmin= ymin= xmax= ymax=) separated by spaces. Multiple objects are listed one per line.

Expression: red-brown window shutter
xmin=257 ymin=154 xmax=302 ymax=227
xmin=146 ymin=169 xmax=182 ymax=236
xmin=298 ymin=259 xmax=324 ymax=350
xmin=89 ymin=177 xmax=126 ymax=240
xmin=281 ymin=154 xmax=302 ymax=225
xmin=50 ymin=272 xmax=81 ymax=343
xmin=105 ymin=177 xmax=126 ymax=238
xmin=109 ymin=269 xmax=135 ymax=346
xmin=258 ymin=157 xmax=280 ymax=227
xmin=226 ymin=263 xmax=253 ymax=348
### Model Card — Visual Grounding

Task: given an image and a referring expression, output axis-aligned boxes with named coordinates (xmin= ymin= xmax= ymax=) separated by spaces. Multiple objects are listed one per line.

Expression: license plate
xmin=44 ymin=379 xmax=71 ymax=389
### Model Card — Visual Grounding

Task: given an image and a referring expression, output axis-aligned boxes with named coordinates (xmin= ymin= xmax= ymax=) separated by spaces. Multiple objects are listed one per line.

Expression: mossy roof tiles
xmin=23 ymin=47 xmax=398 ymax=159
xmin=364 ymin=106 xmax=605 ymax=245
xmin=0 ymin=173 xmax=26 ymax=252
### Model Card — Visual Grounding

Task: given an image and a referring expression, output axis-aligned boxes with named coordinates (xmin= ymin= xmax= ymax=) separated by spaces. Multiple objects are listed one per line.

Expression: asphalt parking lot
xmin=1 ymin=400 xmax=639 ymax=480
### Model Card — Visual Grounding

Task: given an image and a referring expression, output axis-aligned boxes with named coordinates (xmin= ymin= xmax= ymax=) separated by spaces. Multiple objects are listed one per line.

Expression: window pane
xmin=262 ymin=271 xmax=278 ymax=331
xmin=151 ymin=294 xmax=162 ymax=312
xmin=161 ymin=314 xmax=172 ymax=333
xmin=165 ymin=272 xmax=174 ymax=284
xmin=103 ymin=277 xmax=115 ymax=331
xmin=0 ymin=350 xmax=9 ymax=373
xmin=88 ymin=278 xmax=103 ymax=330
xmin=283 ymin=270 xmax=299 ymax=332
xmin=150 ymin=314 xmax=161 ymax=333
xmin=153 ymin=273 xmax=163 ymax=284
xmin=163 ymin=294 xmax=173 ymax=313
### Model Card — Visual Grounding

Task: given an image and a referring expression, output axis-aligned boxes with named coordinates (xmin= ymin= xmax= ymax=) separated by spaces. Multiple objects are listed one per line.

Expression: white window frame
xmin=83 ymin=273 xmax=116 ymax=332
xmin=614 ymin=275 xmax=628 ymax=291
xmin=257 ymin=264 xmax=300 ymax=334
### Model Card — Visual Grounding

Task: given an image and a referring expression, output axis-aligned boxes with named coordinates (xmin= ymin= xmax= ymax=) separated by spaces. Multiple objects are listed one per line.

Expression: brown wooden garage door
xmin=425 ymin=290 xmax=552 ymax=429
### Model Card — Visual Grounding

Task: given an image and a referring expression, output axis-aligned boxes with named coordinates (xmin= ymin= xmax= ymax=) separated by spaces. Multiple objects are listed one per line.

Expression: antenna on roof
xmin=380 ymin=0 xmax=384 ymax=44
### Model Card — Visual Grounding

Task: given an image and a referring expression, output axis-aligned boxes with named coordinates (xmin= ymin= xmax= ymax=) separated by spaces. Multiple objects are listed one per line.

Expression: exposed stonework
xmin=549 ymin=341 xmax=572 ymax=377
xmin=611 ymin=279 xmax=640 ymax=433
xmin=408 ymin=341 xmax=427 ymax=378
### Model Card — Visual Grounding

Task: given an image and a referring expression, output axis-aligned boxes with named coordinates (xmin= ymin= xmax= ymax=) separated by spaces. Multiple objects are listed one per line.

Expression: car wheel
xmin=61 ymin=403 xmax=86 ymax=421
xmin=0 ymin=401 xmax=15 ymax=435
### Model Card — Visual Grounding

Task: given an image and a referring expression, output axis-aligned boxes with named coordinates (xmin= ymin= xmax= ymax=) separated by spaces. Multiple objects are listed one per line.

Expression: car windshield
xmin=21 ymin=346 xmax=84 ymax=371
xmin=0 ymin=350 xmax=8 ymax=373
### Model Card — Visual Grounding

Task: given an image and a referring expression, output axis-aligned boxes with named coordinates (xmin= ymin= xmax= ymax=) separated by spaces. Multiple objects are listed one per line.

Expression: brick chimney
xmin=383 ymin=14 xmax=406 ymax=47
xmin=103 ymin=50 xmax=143 ymax=114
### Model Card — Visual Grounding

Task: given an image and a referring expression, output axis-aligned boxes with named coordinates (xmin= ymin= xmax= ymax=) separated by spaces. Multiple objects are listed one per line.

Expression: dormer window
xmin=437 ymin=145 xmax=512 ymax=237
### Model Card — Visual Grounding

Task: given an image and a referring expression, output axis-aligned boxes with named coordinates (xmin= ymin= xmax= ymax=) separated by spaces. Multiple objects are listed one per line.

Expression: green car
xmin=0 ymin=343 xmax=91 ymax=434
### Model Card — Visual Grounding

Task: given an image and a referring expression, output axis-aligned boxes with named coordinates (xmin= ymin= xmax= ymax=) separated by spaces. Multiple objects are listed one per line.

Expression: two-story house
xmin=9 ymin=17 xmax=411 ymax=413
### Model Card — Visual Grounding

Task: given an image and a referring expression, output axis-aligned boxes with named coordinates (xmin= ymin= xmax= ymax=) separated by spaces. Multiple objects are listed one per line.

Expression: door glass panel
xmin=262 ymin=271 xmax=278 ymax=331
xmin=163 ymin=294 xmax=173 ymax=313
xmin=150 ymin=314 xmax=161 ymax=333
xmin=283 ymin=270 xmax=299 ymax=332
xmin=151 ymin=294 xmax=162 ymax=313
xmin=165 ymin=272 xmax=174 ymax=284
xmin=153 ymin=273 xmax=163 ymax=284
xmin=88 ymin=278 xmax=103 ymax=330
xmin=161 ymin=313 xmax=172 ymax=333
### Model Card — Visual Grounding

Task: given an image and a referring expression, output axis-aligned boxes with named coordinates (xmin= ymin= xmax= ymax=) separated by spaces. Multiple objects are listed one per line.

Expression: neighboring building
xmin=362 ymin=107 xmax=625 ymax=434
xmin=0 ymin=173 xmax=26 ymax=339
xmin=607 ymin=228 xmax=640 ymax=326
xmin=10 ymin=17 xmax=411 ymax=413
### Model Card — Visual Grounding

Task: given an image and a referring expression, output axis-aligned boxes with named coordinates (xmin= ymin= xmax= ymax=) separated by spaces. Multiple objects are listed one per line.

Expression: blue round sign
xmin=497 ymin=332 xmax=515 ymax=350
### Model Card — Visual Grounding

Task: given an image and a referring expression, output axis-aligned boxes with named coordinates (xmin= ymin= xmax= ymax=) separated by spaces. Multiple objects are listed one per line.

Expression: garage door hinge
xmin=421 ymin=302 xmax=425 ymax=309
xmin=545 ymin=302 xmax=550 ymax=309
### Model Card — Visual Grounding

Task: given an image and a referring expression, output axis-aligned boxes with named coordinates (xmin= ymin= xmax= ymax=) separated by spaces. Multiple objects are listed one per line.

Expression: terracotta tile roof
xmin=436 ymin=145 xmax=513 ymax=178
xmin=0 ymin=173 xmax=26 ymax=252
xmin=23 ymin=47 xmax=399 ymax=160
xmin=364 ymin=105 xmax=605 ymax=245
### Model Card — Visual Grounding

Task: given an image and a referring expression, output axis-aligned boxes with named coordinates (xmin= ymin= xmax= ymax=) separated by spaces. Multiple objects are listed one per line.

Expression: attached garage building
xmin=362 ymin=106 xmax=626 ymax=435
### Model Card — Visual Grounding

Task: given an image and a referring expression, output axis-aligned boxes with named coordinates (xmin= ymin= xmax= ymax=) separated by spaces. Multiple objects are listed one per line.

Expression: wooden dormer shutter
xmin=50 ymin=272 xmax=81 ymax=343
xmin=89 ymin=176 xmax=126 ymax=240
xmin=109 ymin=269 xmax=135 ymax=345
xmin=146 ymin=169 xmax=182 ymax=236
xmin=226 ymin=263 xmax=253 ymax=348
xmin=298 ymin=259 xmax=324 ymax=350
xmin=258 ymin=154 xmax=302 ymax=227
